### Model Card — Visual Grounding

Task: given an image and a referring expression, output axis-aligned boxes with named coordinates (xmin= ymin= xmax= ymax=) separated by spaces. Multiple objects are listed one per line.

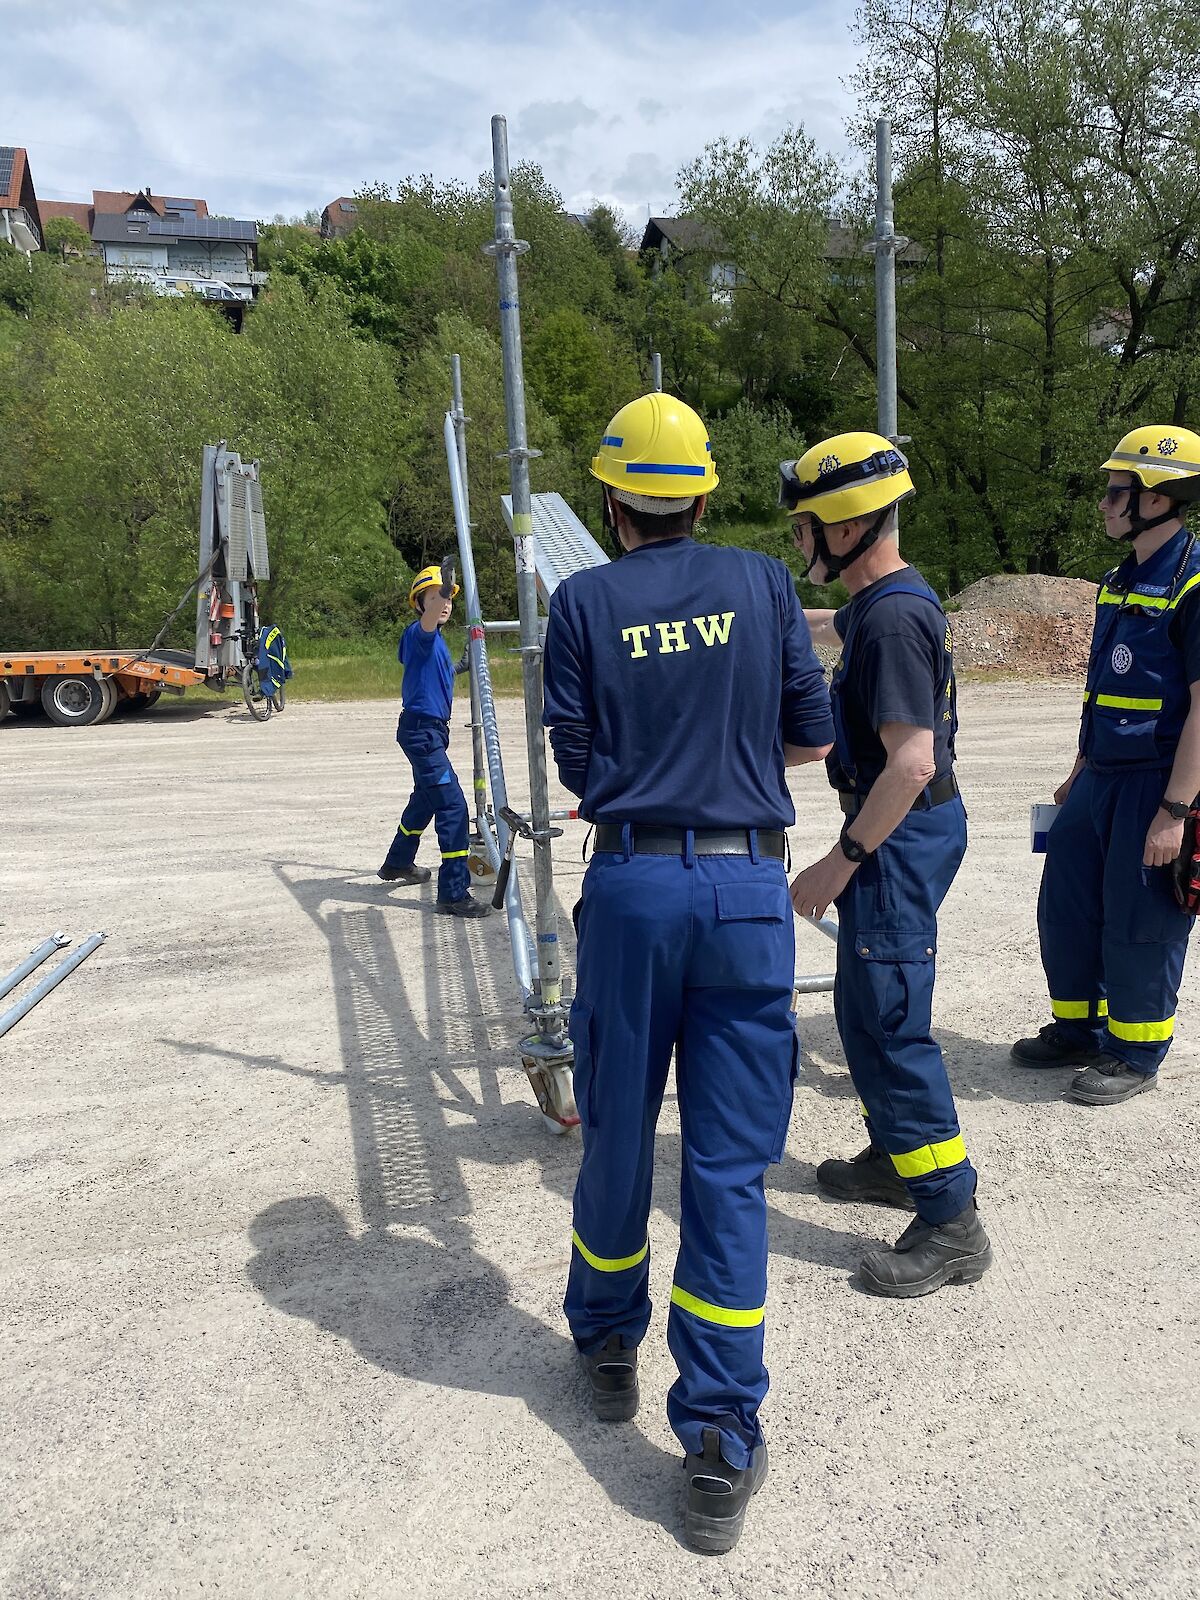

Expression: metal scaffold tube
xmin=0 ymin=932 xmax=107 ymax=1040
xmin=444 ymin=408 xmax=534 ymax=1008
xmin=0 ymin=932 xmax=71 ymax=1002
xmin=485 ymin=114 xmax=572 ymax=1048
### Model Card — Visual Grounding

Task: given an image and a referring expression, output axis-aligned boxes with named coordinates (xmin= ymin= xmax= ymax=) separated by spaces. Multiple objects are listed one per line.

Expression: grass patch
xmin=287 ymin=628 xmax=525 ymax=702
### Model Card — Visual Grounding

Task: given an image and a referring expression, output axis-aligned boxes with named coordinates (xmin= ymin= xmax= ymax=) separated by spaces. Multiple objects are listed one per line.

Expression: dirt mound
xmin=950 ymin=573 xmax=1097 ymax=617
xmin=950 ymin=607 xmax=1093 ymax=675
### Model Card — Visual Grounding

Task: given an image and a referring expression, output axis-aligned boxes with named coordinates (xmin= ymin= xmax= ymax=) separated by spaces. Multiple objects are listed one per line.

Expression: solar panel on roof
xmin=147 ymin=216 xmax=256 ymax=241
xmin=0 ymin=149 xmax=15 ymax=197
xmin=166 ymin=198 xmax=197 ymax=211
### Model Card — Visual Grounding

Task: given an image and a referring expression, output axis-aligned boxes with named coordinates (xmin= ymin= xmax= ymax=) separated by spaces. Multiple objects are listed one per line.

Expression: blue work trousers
xmin=565 ymin=845 xmax=798 ymax=1470
xmin=834 ymin=797 xmax=976 ymax=1224
xmin=1038 ymin=765 xmax=1193 ymax=1073
xmin=382 ymin=711 xmax=470 ymax=903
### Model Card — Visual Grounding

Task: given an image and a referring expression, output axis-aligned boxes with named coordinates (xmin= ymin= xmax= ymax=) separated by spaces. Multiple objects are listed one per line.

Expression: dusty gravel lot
xmin=2 ymin=683 xmax=1198 ymax=1600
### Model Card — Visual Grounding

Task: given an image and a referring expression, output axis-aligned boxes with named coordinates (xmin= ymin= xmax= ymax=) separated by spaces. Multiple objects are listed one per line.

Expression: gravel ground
xmin=2 ymin=684 xmax=1198 ymax=1600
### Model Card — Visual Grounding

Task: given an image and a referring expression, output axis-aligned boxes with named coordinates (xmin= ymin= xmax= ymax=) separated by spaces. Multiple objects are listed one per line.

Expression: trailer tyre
xmin=117 ymin=690 xmax=162 ymax=715
xmin=0 ymin=681 xmax=9 ymax=719
xmin=41 ymin=674 xmax=111 ymax=728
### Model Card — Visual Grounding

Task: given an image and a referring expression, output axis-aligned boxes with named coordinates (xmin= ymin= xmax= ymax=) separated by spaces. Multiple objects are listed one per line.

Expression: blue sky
xmin=5 ymin=0 xmax=860 ymax=224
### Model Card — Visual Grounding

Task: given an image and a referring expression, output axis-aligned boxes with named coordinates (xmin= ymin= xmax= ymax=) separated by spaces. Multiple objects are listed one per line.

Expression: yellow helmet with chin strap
xmin=591 ymin=392 xmax=718 ymax=510
xmin=409 ymin=564 xmax=459 ymax=613
xmin=1101 ymin=425 xmax=1200 ymax=501
xmin=779 ymin=431 xmax=914 ymax=525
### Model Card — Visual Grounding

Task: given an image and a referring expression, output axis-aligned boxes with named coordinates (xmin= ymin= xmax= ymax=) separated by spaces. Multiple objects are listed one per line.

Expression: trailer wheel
xmin=0 ymin=681 xmax=9 ymax=719
xmin=117 ymin=690 xmax=162 ymax=715
xmin=241 ymin=662 xmax=272 ymax=721
xmin=41 ymin=674 xmax=111 ymax=728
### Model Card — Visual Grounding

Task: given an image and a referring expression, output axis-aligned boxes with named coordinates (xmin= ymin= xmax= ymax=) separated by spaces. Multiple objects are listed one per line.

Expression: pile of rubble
xmin=948 ymin=574 xmax=1098 ymax=676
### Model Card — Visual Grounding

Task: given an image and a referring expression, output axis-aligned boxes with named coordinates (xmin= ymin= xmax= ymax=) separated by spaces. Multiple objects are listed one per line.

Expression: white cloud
xmin=6 ymin=0 xmax=860 ymax=227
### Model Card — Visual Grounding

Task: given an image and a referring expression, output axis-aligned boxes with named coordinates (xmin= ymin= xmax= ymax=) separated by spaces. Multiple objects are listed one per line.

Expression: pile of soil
xmin=948 ymin=574 xmax=1097 ymax=675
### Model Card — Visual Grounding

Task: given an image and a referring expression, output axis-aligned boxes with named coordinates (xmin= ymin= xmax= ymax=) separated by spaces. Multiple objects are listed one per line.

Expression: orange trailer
xmin=0 ymin=649 xmax=206 ymax=727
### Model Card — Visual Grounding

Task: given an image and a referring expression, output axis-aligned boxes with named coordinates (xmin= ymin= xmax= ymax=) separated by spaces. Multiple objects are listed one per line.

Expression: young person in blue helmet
xmin=378 ymin=563 xmax=490 ymax=918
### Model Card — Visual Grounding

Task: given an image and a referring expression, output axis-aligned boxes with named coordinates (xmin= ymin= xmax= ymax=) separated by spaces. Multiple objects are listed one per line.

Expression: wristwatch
xmin=839 ymin=827 xmax=870 ymax=864
xmin=1159 ymin=798 xmax=1191 ymax=821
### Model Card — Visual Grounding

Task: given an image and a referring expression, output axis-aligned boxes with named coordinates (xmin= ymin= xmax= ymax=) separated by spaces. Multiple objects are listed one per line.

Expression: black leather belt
xmin=838 ymin=771 xmax=959 ymax=818
xmin=593 ymin=825 xmax=787 ymax=860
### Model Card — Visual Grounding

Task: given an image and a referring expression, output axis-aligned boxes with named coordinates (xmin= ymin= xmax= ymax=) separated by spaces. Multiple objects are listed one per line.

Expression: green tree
xmin=42 ymin=216 xmax=93 ymax=259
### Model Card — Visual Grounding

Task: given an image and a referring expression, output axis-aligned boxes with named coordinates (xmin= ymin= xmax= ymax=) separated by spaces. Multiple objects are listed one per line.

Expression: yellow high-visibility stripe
xmin=890 ymin=1134 xmax=968 ymax=1179
xmin=1052 ymin=998 xmax=1109 ymax=1020
xmin=858 ymin=1100 xmax=870 ymax=1119
xmin=670 ymin=1285 xmax=764 ymax=1328
xmin=1108 ymin=1015 xmax=1175 ymax=1043
xmin=399 ymin=823 xmax=423 ymax=837
xmin=1096 ymin=694 xmax=1162 ymax=711
xmin=1095 ymin=573 xmax=1200 ymax=612
xmin=441 ymin=849 xmax=469 ymax=859
xmin=571 ymin=1230 xmax=648 ymax=1273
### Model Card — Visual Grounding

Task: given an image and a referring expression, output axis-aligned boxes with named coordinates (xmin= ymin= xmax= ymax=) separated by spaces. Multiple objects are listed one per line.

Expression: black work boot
xmin=816 ymin=1144 xmax=915 ymax=1210
xmin=858 ymin=1200 xmax=993 ymax=1299
xmin=1069 ymin=1056 xmax=1159 ymax=1105
xmin=378 ymin=864 xmax=431 ymax=884
xmin=684 ymin=1427 xmax=768 ymax=1555
xmin=1011 ymin=1023 xmax=1104 ymax=1068
xmin=580 ymin=1334 xmax=638 ymax=1422
xmin=434 ymin=894 xmax=491 ymax=918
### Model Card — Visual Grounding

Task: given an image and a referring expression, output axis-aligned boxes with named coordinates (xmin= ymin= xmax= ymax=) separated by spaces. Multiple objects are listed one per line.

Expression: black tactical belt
xmin=838 ymin=771 xmax=959 ymax=818
xmin=593 ymin=825 xmax=787 ymax=860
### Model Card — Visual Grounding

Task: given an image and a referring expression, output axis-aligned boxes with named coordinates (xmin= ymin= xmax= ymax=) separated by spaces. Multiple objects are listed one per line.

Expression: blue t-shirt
xmin=542 ymin=537 xmax=833 ymax=828
xmin=830 ymin=566 xmax=956 ymax=791
xmin=398 ymin=620 xmax=455 ymax=720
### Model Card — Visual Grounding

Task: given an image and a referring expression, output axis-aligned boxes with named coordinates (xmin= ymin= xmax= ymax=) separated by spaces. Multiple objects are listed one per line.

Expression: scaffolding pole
xmin=449 ymin=354 xmax=492 ymax=873
xmin=870 ymin=116 xmax=908 ymax=446
xmin=484 ymin=113 xmax=576 ymax=1130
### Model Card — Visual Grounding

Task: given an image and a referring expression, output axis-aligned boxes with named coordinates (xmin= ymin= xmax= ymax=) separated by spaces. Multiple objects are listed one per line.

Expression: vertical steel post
xmin=651 ymin=351 xmax=663 ymax=392
xmin=874 ymin=117 xmax=899 ymax=443
xmin=485 ymin=114 xmax=565 ymax=1044
xmin=450 ymin=355 xmax=490 ymax=849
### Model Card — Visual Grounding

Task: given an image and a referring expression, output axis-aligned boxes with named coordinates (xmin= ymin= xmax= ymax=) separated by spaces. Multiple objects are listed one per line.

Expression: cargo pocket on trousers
xmin=852 ymin=931 xmax=936 ymax=1043
xmin=768 ymin=1026 xmax=801 ymax=1164
xmin=569 ymin=1000 xmax=596 ymax=1128
xmin=711 ymin=879 xmax=791 ymax=989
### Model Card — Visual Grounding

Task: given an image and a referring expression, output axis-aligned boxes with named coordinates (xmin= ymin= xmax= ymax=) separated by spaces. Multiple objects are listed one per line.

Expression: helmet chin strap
xmin=1121 ymin=484 xmax=1180 ymax=543
xmin=804 ymin=508 xmax=890 ymax=583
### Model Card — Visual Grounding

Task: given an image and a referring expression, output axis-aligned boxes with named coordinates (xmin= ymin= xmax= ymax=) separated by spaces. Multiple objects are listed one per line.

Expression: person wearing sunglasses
xmin=1012 ymin=426 xmax=1200 ymax=1102
xmin=779 ymin=432 xmax=991 ymax=1298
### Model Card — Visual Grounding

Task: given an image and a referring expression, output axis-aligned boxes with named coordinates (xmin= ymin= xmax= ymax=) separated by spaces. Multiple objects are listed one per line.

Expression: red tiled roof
xmin=91 ymin=190 xmax=209 ymax=219
xmin=39 ymin=199 xmax=95 ymax=231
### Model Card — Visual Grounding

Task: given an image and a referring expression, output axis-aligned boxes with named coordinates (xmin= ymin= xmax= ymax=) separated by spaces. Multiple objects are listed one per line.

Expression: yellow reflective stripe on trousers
xmin=890 ymin=1134 xmax=968 ymax=1179
xmin=1108 ymin=1015 xmax=1175 ymax=1042
xmin=571 ymin=1229 xmax=648 ymax=1273
xmin=1082 ymin=691 xmax=1163 ymax=711
xmin=1052 ymin=998 xmax=1109 ymax=1019
xmin=441 ymin=849 xmax=469 ymax=859
xmin=399 ymin=823 xmax=423 ymax=837
xmin=858 ymin=1100 xmax=870 ymax=1119
xmin=670 ymin=1285 xmax=764 ymax=1329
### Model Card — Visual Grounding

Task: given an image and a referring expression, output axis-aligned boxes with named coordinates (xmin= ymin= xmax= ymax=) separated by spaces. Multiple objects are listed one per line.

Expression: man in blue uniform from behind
xmin=379 ymin=563 xmax=490 ymax=918
xmin=782 ymin=432 xmax=992 ymax=1298
xmin=543 ymin=393 xmax=833 ymax=1553
xmin=1012 ymin=425 xmax=1200 ymax=1101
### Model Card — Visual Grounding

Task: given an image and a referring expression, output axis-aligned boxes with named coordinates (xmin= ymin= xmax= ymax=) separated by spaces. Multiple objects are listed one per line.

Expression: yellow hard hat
xmin=1101 ymin=425 xmax=1200 ymax=501
xmin=591 ymin=392 xmax=718 ymax=505
xmin=409 ymin=564 xmax=459 ymax=612
xmin=779 ymin=431 xmax=914 ymax=524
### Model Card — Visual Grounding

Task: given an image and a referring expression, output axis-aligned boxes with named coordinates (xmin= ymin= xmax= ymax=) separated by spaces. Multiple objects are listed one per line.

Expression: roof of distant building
xmin=39 ymin=199 xmax=95 ymax=231
xmin=92 ymin=211 xmax=257 ymax=244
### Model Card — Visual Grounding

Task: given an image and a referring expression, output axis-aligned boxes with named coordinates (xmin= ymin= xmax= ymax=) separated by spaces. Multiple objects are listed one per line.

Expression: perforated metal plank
xmin=247 ymin=474 xmax=270 ymax=580
xmin=223 ymin=468 xmax=249 ymax=581
xmin=501 ymin=492 xmax=609 ymax=603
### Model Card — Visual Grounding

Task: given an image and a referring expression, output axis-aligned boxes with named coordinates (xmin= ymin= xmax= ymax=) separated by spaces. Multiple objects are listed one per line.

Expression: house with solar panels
xmin=0 ymin=146 xmax=43 ymax=253
xmin=84 ymin=190 xmax=263 ymax=302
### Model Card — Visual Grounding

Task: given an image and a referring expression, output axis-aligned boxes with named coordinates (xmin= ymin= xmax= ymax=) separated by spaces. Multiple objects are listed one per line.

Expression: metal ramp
xmin=501 ymin=492 xmax=609 ymax=603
